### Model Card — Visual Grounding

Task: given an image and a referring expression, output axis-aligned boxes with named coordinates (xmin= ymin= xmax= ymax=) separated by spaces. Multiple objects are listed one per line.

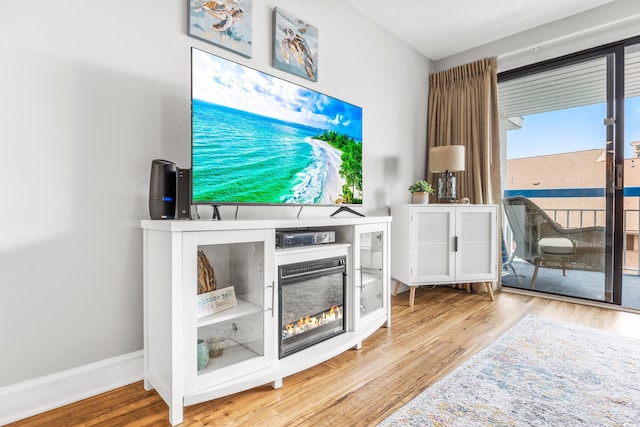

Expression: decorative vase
xmin=208 ymin=337 xmax=226 ymax=358
xmin=412 ymin=192 xmax=430 ymax=204
xmin=197 ymin=339 xmax=209 ymax=370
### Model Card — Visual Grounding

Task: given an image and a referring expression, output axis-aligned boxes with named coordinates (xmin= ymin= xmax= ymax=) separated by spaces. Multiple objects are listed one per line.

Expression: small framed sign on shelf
xmin=197 ymin=286 xmax=238 ymax=319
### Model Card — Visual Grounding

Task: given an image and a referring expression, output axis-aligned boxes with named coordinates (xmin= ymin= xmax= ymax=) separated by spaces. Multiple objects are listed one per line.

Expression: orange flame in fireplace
xmin=283 ymin=305 xmax=343 ymax=338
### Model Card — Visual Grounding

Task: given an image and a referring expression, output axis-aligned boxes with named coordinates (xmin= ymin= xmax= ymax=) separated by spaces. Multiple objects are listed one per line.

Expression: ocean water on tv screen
xmin=192 ymin=100 xmax=358 ymax=205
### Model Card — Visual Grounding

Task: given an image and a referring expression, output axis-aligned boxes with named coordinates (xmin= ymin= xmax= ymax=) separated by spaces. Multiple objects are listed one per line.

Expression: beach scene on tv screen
xmin=191 ymin=48 xmax=363 ymax=206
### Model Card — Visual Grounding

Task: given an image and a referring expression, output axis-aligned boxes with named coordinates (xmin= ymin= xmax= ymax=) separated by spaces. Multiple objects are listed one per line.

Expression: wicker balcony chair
xmin=503 ymin=196 xmax=606 ymax=288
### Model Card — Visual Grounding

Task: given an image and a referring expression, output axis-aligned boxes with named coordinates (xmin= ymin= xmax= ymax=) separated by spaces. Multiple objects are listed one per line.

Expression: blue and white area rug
xmin=379 ymin=314 xmax=640 ymax=426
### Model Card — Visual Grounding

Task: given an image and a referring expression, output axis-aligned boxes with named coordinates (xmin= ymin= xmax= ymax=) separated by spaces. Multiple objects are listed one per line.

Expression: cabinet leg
xmin=354 ymin=341 xmax=362 ymax=350
xmin=169 ymin=405 xmax=183 ymax=426
xmin=465 ymin=283 xmax=471 ymax=293
xmin=409 ymin=286 xmax=416 ymax=307
xmin=272 ymin=378 xmax=283 ymax=389
xmin=485 ymin=282 xmax=495 ymax=301
xmin=393 ymin=280 xmax=400 ymax=296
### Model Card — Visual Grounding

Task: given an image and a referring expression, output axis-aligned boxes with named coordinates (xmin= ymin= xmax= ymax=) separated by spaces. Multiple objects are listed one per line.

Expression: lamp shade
xmin=429 ymin=145 xmax=465 ymax=173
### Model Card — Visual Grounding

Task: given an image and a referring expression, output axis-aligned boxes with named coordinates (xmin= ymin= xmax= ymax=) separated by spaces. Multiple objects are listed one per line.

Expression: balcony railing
xmin=547 ymin=208 xmax=604 ymax=228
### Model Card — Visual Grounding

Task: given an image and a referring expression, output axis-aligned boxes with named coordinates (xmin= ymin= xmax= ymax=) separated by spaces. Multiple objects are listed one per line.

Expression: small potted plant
xmin=408 ymin=180 xmax=434 ymax=204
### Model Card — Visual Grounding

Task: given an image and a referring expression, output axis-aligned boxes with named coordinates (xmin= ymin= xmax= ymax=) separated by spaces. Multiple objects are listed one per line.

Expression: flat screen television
xmin=191 ymin=47 xmax=363 ymax=212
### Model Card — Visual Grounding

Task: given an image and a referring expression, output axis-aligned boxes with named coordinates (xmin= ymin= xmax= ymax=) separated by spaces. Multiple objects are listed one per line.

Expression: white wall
xmin=0 ymin=1 xmax=431 ymax=388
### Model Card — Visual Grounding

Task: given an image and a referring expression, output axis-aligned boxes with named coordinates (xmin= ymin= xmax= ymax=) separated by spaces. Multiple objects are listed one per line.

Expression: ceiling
xmin=345 ymin=0 xmax=616 ymax=61
xmin=498 ymin=49 xmax=640 ymax=118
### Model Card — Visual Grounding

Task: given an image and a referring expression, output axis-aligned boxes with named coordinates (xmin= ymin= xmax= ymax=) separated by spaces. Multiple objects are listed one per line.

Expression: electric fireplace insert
xmin=278 ymin=256 xmax=346 ymax=358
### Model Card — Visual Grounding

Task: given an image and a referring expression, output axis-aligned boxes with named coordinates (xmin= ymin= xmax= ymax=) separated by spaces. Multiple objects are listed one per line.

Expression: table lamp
xmin=429 ymin=145 xmax=465 ymax=203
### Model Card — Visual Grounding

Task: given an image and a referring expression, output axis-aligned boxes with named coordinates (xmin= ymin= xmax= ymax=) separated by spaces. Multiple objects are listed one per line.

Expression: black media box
xmin=276 ymin=231 xmax=336 ymax=249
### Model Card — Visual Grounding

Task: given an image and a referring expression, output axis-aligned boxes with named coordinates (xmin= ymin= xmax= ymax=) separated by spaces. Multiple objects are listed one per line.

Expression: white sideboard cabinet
xmin=141 ymin=216 xmax=391 ymax=425
xmin=390 ymin=204 xmax=497 ymax=306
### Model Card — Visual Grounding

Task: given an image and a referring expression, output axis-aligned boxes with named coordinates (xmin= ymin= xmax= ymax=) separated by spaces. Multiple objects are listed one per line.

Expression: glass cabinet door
xmin=354 ymin=224 xmax=387 ymax=329
xmin=411 ymin=207 xmax=456 ymax=283
xmin=455 ymin=206 xmax=497 ymax=282
xmin=182 ymin=229 xmax=275 ymax=393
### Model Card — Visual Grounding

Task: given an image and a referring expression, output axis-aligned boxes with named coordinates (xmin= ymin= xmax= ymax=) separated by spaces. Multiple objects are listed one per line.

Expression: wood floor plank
xmin=7 ymin=287 xmax=640 ymax=426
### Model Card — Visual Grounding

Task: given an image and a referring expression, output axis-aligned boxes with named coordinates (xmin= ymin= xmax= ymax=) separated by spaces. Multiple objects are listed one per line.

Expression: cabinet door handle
xmin=266 ymin=282 xmax=275 ymax=317
xmin=454 ymin=236 xmax=458 ymax=252
xmin=271 ymin=281 xmax=275 ymax=317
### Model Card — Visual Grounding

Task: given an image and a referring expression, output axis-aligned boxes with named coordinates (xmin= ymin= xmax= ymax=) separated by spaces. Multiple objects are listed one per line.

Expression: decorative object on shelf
xmin=408 ymin=180 xmax=434 ymax=204
xmin=196 ymin=286 xmax=238 ymax=318
xmin=188 ymin=0 xmax=253 ymax=58
xmin=197 ymin=339 xmax=209 ymax=370
xmin=273 ymin=7 xmax=318 ymax=82
xmin=149 ymin=159 xmax=177 ymax=220
xmin=207 ymin=337 xmax=226 ymax=358
xmin=429 ymin=145 xmax=465 ymax=203
xmin=197 ymin=250 xmax=217 ymax=294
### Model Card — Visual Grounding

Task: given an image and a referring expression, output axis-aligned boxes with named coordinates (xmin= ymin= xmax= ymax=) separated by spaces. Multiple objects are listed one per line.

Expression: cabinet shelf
xmin=197 ymin=338 xmax=260 ymax=375
xmin=362 ymin=269 xmax=380 ymax=285
xmin=275 ymin=242 xmax=352 ymax=256
xmin=197 ymin=298 xmax=262 ymax=328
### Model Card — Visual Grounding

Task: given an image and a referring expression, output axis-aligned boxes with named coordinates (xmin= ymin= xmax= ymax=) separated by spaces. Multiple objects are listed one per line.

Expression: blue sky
xmin=192 ymin=48 xmax=362 ymax=140
xmin=507 ymin=97 xmax=640 ymax=159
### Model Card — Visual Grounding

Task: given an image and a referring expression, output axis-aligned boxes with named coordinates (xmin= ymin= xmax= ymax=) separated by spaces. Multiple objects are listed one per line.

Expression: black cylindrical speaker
xmin=149 ymin=159 xmax=177 ymax=219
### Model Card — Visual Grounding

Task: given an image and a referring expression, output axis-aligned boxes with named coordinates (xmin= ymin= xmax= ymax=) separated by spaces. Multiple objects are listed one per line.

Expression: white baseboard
xmin=0 ymin=350 xmax=143 ymax=426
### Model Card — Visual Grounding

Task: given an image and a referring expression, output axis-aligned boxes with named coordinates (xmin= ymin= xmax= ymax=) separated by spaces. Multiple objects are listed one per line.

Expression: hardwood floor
xmin=9 ymin=286 xmax=640 ymax=427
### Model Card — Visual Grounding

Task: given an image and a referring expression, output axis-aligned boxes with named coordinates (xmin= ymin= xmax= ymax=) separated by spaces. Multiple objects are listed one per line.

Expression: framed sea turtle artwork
xmin=188 ymin=0 xmax=252 ymax=58
xmin=272 ymin=7 xmax=318 ymax=82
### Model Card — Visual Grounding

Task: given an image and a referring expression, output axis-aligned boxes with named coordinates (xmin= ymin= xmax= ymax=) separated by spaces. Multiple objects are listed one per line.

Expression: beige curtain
xmin=427 ymin=57 xmax=501 ymax=204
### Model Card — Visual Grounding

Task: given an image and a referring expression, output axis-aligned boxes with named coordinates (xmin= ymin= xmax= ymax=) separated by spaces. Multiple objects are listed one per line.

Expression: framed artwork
xmin=188 ymin=0 xmax=253 ymax=58
xmin=273 ymin=7 xmax=318 ymax=82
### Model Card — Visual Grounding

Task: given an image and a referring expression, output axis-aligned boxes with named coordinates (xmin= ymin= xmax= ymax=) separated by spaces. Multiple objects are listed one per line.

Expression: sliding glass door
xmin=500 ymin=37 xmax=640 ymax=310
xmin=499 ymin=53 xmax=613 ymax=303
xmin=499 ymin=37 xmax=640 ymax=310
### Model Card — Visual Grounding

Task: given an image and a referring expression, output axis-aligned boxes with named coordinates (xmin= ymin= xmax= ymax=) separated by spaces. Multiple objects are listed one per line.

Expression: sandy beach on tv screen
xmin=309 ymin=138 xmax=347 ymax=204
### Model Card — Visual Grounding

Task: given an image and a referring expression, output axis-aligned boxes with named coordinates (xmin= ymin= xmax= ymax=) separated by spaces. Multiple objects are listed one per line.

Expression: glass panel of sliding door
xmin=500 ymin=55 xmax=611 ymax=302
xmin=622 ymin=42 xmax=640 ymax=310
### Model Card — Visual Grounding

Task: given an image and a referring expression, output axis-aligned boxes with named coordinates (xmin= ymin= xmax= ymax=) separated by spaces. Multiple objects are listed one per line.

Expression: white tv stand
xmin=141 ymin=216 xmax=391 ymax=425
